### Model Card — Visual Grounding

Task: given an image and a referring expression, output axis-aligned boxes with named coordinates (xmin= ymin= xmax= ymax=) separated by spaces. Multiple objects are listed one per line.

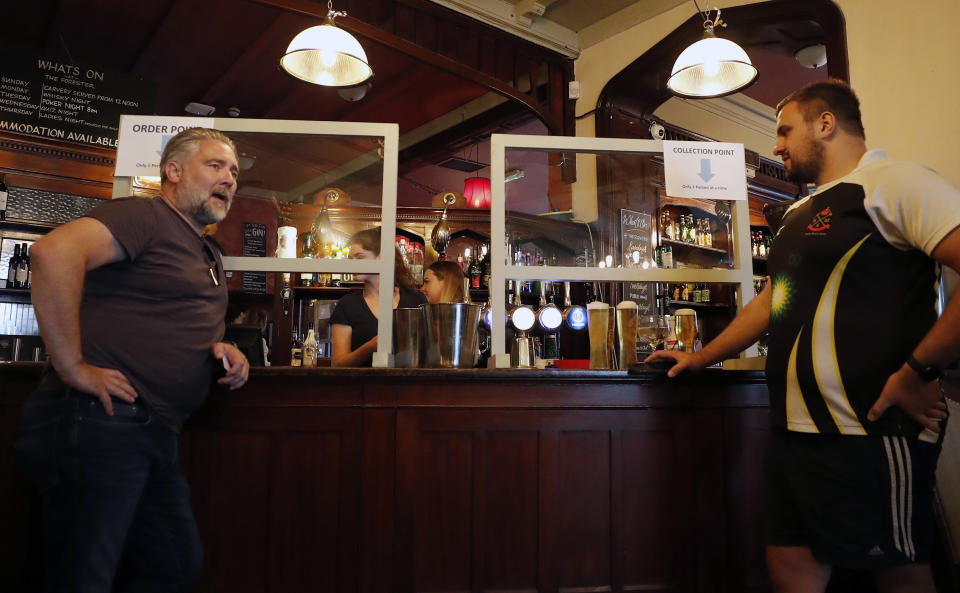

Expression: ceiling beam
xmin=429 ymin=0 xmax=577 ymax=56
xmin=250 ymin=0 xmax=561 ymax=135
xmin=201 ymin=13 xmax=298 ymax=106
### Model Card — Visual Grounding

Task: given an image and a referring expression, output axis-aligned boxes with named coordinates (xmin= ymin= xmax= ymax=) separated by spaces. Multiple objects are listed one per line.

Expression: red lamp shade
xmin=463 ymin=176 xmax=492 ymax=209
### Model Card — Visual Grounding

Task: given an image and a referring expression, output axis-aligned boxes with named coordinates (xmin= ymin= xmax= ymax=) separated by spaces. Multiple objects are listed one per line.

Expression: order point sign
xmin=114 ymin=115 xmax=214 ymax=177
xmin=663 ymin=140 xmax=747 ymax=201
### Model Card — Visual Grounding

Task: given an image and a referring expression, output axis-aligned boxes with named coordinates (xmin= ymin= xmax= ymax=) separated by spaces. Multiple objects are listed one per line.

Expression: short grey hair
xmin=159 ymin=127 xmax=238 ymax=184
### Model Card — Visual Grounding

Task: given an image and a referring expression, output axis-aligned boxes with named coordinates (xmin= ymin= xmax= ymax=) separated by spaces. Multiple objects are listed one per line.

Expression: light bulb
xmin=319 ymin=49 xmax=337 ymax=68
xmin=703 ymin=59 xmax=720 ymax=77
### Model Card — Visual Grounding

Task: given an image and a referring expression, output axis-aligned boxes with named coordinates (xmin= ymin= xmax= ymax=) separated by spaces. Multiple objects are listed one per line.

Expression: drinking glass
xmin=637 ymin=314 xmax=668 ymax=354
xmin=615 ymin=302 xmax=639 ymax=369
xmin=587 ymin=303 xmax=611 ymax=370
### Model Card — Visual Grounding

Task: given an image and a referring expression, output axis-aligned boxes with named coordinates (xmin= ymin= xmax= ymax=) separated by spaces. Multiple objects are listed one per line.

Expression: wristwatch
xmin=906 ymin=354 xmax=941 ymax=382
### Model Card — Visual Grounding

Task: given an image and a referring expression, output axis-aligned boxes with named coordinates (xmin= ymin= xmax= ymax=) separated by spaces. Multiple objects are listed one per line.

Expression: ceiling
xmin=2 ymin=0 xmax=825 ymax=211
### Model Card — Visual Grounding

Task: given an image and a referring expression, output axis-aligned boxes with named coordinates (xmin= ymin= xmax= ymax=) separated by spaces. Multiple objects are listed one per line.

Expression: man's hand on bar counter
xmin=643 ymin=350 xmax=706 ymax=378
xmin=867 ymin=365 xmax=948 ymax=433
xmin=213 ymin=342 xmax=250 ymax=390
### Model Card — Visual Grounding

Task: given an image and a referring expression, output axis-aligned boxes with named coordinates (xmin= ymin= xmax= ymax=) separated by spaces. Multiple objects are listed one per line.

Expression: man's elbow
xmin=28 ymin=239 xmax=52 ymax=270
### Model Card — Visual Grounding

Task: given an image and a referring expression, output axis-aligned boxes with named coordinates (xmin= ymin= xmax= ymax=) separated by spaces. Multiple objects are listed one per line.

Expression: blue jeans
xmin=15 ymin=387 xmax=203 ymax=593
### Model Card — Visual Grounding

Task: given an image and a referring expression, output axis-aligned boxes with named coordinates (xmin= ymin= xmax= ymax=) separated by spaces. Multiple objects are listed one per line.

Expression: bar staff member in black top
xmin=647 ymin=80 xmax=960 ymax=593
xmin=331 ymin=227 xmax=426 ymax=366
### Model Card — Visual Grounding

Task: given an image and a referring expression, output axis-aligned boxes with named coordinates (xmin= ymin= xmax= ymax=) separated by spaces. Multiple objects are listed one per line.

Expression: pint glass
xmin=673 ymin=308 xmax=699 ymax=353
xmin=615 ymin=301 xmax=639 ymax=368
xmin=587 ymin=302 xmax=611 ymax=370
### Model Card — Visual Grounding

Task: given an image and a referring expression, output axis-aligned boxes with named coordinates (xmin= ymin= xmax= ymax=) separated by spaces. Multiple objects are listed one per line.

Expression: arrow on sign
xmin=698 ymin=158 xmax=715 ymax=182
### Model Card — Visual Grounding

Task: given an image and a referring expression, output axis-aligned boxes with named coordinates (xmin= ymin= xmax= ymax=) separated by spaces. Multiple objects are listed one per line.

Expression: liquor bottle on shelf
xmin=659 ymin=209 xmax=673 ymax=241
xmin=410 ymin=242 xmax=423 ymax=282
xmin=302 ymin=324 xmax=318 ymax=367
xmin=468 ymin=246 xmax=482 ymax=289
xmin=661 ymin=244 xmax=673 ymax=269
xmin=702 ymin=283 xmax=710 ymax=303
xmin=480 ymin=243 xmax=491 ymax=289
xmin=290 ymin=331 xmax=303 ymax=367
xmin=0 ymin=173 xmax=8 ymax=221
xmin=681 ymin=283 xmax=690 ymax=301
xmin=6 ymin=243 xmax=20 ymax=288
xmin=298 ymin=232 xmax=316 ymax=287
xmin=317 ymin=243 xmax=332 ymax=287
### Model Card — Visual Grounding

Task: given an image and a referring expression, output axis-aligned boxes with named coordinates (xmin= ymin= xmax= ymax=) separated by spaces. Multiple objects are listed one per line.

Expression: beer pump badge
xmin=566 ymin=306 xmax=587 ymax=330
xmin=538 ymin=307 xmax=563 ymax=331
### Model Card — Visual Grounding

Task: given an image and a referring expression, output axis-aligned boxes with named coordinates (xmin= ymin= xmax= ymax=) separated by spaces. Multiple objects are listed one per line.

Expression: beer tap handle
xmin=563 ymin=281 xmax=572 ymax=308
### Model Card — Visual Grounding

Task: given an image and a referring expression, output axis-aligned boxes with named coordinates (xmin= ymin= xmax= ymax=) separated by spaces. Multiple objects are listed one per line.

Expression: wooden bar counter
xmin=0 ymin=364 xmax=773 ymax=593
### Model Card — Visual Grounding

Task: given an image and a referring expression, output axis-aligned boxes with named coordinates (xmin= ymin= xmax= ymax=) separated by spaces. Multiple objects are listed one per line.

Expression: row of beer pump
xmin=473 ymin=280 xmax=591 ymax=368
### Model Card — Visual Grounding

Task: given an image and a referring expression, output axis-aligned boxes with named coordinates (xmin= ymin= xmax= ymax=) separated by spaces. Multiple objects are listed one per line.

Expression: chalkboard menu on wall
xmin=241 ymin=222 xmax=268 ymax=294
xmin=0 ymin=51 xmax=154 ymax=148
xmin=620 ymin=209 xmax=655 ymax=315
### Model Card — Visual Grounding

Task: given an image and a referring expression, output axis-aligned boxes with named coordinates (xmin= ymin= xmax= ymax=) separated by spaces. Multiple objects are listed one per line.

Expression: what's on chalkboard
xmin=620 ymin=209 xmax=656 ymax=315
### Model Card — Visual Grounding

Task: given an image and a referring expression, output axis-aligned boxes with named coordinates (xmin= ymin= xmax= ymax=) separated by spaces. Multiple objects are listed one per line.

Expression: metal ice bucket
xmin=393 ymin=307 xmax=423 ymax=368
xmin=421 ymin=302 xmax=482 ymax=368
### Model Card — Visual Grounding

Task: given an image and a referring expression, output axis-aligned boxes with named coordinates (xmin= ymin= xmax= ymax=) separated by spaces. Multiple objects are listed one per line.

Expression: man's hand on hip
xmin=213 ymin=342 xmax=249 ymax=390
xmin=868 ymin=365 xmax=948 ymax=433
xmin=62 ymin=362 xmax=138 ymax=416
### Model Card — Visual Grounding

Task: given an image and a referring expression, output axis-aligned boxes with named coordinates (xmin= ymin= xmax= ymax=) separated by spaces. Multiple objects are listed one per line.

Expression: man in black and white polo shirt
xmin=648 ymin=80 xmax=960 ymax=593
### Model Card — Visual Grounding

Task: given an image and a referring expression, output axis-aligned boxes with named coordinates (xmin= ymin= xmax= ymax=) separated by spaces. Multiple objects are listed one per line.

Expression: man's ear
xmin=816 ymin=112 xmax=838 ymax=139
xmin=165 ymin=161 xmax=182 ymax=183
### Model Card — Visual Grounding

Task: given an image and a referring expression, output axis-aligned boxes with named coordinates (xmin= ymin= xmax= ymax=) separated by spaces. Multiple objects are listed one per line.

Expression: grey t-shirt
xmin=74 ymin=197 xmax=227 ymax=430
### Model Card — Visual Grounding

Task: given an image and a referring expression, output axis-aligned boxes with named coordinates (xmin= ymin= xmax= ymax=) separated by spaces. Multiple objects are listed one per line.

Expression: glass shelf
xmin=665 ymin=298 xmax=729 ymax=310
xmin=661 ymin=238 xmax=728 ymax=257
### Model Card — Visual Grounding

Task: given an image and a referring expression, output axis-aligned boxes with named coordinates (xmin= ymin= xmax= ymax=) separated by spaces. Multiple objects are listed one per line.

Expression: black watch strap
xmin=906 ymin=354 xmax=941 ymax=382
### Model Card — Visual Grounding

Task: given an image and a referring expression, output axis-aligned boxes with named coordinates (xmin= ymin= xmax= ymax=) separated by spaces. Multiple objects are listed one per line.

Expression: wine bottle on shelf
xmin=0 ymin=173 xmax=8 ymax=221
xmin=6 ymin=243 xmax=20 ymax=288
xmin=15 ymin=244 xmax=29 ymax=289
xmin=21 ymin=244 xmax=31 ymax=289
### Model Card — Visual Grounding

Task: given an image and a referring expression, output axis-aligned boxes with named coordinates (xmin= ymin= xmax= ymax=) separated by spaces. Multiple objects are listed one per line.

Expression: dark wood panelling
xmin=189 ymin=430 xmax=273 ymax=592
xmin=478 ymin=431 xmax=539 ymax=591
xmin=723 ymin=408 xmax=771 ymax=593
xmin=556 ymin=429 xmax=612 ymax=589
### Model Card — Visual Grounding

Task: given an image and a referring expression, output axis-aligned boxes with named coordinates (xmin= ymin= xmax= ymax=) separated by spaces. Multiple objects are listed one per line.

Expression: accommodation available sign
xmin=114 ymin=115 xmax=215 ymax=177
xmin=0 ymin=51 xmax=154 ymax=148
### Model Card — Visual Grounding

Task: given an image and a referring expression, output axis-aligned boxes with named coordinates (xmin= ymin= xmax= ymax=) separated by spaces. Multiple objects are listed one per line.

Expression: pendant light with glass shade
xmin=667 ymin=3 xmax=757 ymax=99
xmin=280 ymin=0 xmax=373 ymax=88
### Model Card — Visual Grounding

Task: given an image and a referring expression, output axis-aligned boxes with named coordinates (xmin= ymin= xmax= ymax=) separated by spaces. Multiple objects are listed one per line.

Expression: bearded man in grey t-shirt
xmin=16 ymin=127 xmax=250 ymax=592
